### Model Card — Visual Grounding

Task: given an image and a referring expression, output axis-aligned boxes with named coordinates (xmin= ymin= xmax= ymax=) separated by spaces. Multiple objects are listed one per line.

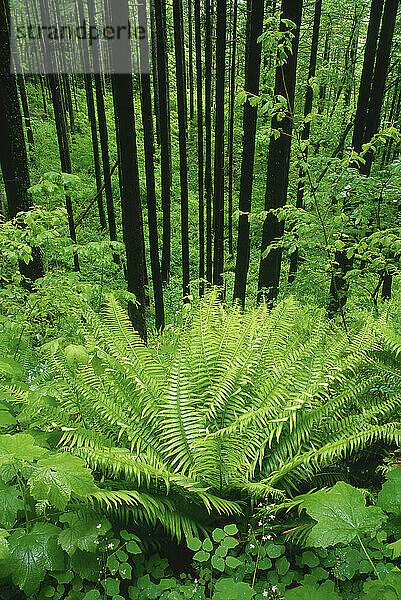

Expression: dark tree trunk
xmin=205 ymin=0 xmax=213 ymax=284
xmin=352 ymin=0 xmax=384 ymax=154
xmin=173 ymin=0 xmax=190 ymax=300
xmin=110 ymin=1 xmax=147 ymax=341
xmin=149 ymin=0 xmax=160 ymax=145
xmin=212 ymin=0 xmax=227 ymax=288
xmin=288 ymin=0 xmax=322 ymax=282
xmin=63 ymin=75 xmax=75 ymax=135
xmin=233 ymin=0 xmax=264 ymax=307
xmin=154 ymin=0 xmax=172 ymax=285
xmin=329 ymin=0 xmax=397 ymax=316
xmin=258 ymin=0 xmax=303 ymax=304
xmin=76 ymin=0 xmax=106 ymax=230
xmin=188 ymin=0 xmax=194 ymax=121
xmin=360 ymin=0 xmax=398 ymax=175
xmin=138 ymin=0 xmax=165 ymax=330
xmin=227 ymin=0 xmax=238 ymax=257
xmin=48 ymin=74 xmax=80 ymax=272
xmin=194 ymin=0 xmax=204 ymax=295
xmin=0 ymin=0 xmax=44 ymax=284
xmin=17 ymin=73 xmax=35 ymax=152
xmin=87 ymin=0 xmax=118 ymax=245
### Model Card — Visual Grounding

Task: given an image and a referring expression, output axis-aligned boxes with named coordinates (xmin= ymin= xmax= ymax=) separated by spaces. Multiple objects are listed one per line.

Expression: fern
xmin=20 ymin=292 xmax=401 ymax=539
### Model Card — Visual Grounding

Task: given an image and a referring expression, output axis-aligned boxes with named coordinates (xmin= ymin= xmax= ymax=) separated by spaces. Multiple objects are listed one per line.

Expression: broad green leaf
xmin=70 ymin=549 xmax=101 ymax=582
xmin=0 ymin=433 xmax=47 ymax=468
xmin=362 ymin=572 xmax=401 ymax=599
xmin=28 ymin=452 xmax=98 ymax=509
xmin=58 ymin=513 xmax=110 ymax=554
xmin=388 ymin=539 xmax=401 ymax=559
xmin=193 ymin=550 xmax=209 ymax=562
xmin=103 ymin=578 xmax=120 ymax=596
xmin=0 ymin=529 xmax=9 ymax=559
xmin=126 ymin=540 xmax=141 ymax=555
xmin=211 ymin=554 xmax=225 ymax=571
xmin=285 ymin=583 xmax=341 ymax=600
xmin=302 ymin=482 xmax=386 ymax=547
xmin=224 ymin=524 xmax=238 ymax=535
xmin=378 ymin=468 xmax=401 ymax=515
xmin=0 ymin=410 xmax=16 ymax=427
xmin=64 ymin=345 xmax=90 ymax=368
xmin=212 ymin=528 xmax=225 ymax=542
xmin=187 ymin=537 xmax=202 ymax=551
xmin=202 ymin=538 xmax=213 ymax=552
xmin=212 ymin=578 xmax=255 ymax=600
xmin=6 ymin=523 xmax=63 ymax=594
xmin=0 ymin=480 xmax=24 ymax=527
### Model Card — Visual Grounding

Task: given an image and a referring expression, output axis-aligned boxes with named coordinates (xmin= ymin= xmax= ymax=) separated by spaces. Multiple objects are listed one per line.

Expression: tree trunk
xmin=227 ymin=0 xmax=238 ymax=257
xmin=360 ymin=0 xmax=398 ymax=175
xmin=352 ymin=0 xmax=384 ymax=154
xmin=0 ymin=0 xmax=44 ymax=284
xmin=288 ymin=0 xmax=322 ymax=282
xmin=213 ymin=0 xmax=227 ymax=288
xmin=173 ymin=0 xmax=190 ymax=301
xmin=258 ymin=0 xmax=303 ymax=304
xmin=233 ymin=0 xmax=264 ymax=307
xmin=110 ymin=0 xmax=147 ymax=340
xmin=138 ymin=0 xmax=165 ymax=330
xmin=154 ymin=0 xmax=172 ymax=285
xmin=188 ymin=0 xmax=194 ymax=121
xmin=194 ymin=0 xmax=205 ymax=296
xmin=205 ymin=0 xmax=213 ymax=284
xmin=87 ymin=0 xmax=118 ymax=245
xmin=76 ymin=0 xmax=106 ymax=230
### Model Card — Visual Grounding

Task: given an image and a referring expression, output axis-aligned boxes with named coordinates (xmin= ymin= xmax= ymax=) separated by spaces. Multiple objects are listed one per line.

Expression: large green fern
xmin=21 ymin=293 xmax=401 ymax=539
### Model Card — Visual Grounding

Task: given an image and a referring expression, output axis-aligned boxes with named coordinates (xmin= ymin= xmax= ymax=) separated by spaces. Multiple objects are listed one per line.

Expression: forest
xmin=1 ymin=0 xmax=401 ymax=597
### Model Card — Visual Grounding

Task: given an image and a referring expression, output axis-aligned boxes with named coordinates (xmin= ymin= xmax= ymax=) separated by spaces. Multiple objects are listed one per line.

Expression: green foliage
xmin=302 ymin=482 xmax=386 ymax=548
xmin=19 ymin=292 xmax=399 ymax=541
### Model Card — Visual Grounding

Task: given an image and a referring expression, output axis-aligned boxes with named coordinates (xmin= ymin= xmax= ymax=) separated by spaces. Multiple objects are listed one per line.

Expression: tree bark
xmin=154 ymin=0 xmax=172 ymax=285
xmin=288 ymin=0 xmax=322 ymax=282
xmin=194 ymin=0 xmax=204 ymax=295
xmin=258 ymin=0 xmax=303 ymax=304
xmin=138 ymin=0 xmax=165 ymax=330
xmin=212 ymin=0 xmax=227 ymax=288
xmin=233 ymin=0 xmax=264 ymax=307
xmin=173 ymin=0 xmax=190 ymax=301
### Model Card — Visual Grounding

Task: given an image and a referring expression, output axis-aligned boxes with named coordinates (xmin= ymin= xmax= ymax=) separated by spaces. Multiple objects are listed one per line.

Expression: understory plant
xmin=20 ymin=292 xmax=401 ymax=539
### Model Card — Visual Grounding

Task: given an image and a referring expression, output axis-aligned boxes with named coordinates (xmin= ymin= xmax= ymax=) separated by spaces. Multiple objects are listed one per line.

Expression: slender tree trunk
xmin=213 ymin=0 xmax=227 ymax=288
xmin=110 ymin=1 xmax=147 ymax=341
xmin=138 ymin=0 xmax=165 ymax=330
xmin=17 ymin=73 xmax=35 ymax=152
xmin=155 ymin=0 xmax=172 ymax=285
xmin=329 ymin=0 xmax=397 ymax=315
xmin=205 ymin=0 xmax=213 ymax=284
xmin=173 ymin=0 xmax=190 ymax=300
xmin=188 ymin=0 xmax=194 ymax=121
xmin=194 ymin=0 xmax=204 ymax=295
xmin=288 ymin=0 xmax=322 ymax=282
xmin=87 ymin=0 xmax=118 ymax=244
xmin=76 ymin=0 xmax=106 ymax=230
xmin=227 ymin=0 xmax=238 ymax=257
xmin=233 ymin=0 xmax=264 ymax=307
xmin=352 ymin=0 xmax=384 ymax=154
xmin=63 ymin=75 xmax=75 ymax=135
xmin=149 ymin=0 xmax=160 ymax=145
xmin=0 ymin=0 xmax=44 ymax=283
xmin=360 ymin=0 xmax=398 ymax=175
xmin=258 ymin=0 xmax=303 ymax=304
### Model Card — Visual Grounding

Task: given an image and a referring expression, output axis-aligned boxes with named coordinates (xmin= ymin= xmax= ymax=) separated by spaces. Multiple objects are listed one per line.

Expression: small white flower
xmin=263 ymin=591 xmax=268 ymax=598
xmin=258 ymin=520 xmax=263 ymax=526
xmin=96 ymin=523 xmax=102 ymax=529
xmin=107 ymin=542 xmax=115 ymax=549
xmin=250 ymin=543 xmax=255 ymax=549
xmin=272 ymin=586 xmax=278 ymax=592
